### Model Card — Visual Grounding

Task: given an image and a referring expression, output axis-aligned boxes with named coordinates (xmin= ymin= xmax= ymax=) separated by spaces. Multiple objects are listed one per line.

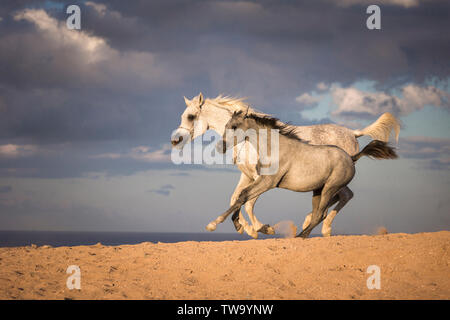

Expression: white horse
xmin=171 ymin=93 xmax=400 ymax=238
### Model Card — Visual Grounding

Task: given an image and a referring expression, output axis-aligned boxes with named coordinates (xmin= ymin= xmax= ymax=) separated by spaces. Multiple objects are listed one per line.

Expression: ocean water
xmin=0 ymin=230 xmax=285 ymax=247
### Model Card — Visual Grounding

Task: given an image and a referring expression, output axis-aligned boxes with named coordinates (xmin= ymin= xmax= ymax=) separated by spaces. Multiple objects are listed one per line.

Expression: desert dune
xmin=0 ymin=231 xmax=448 ymax=300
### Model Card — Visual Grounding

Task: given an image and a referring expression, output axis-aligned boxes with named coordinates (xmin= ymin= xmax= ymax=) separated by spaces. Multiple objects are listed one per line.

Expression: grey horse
xmin=171 ymin=94 xmax=400 ymax=237
xmin=207 ymin=110 xmax=397 ymax=238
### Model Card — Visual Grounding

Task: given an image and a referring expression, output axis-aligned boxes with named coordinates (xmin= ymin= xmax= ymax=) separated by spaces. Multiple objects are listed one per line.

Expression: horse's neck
xmin=203 ymin=102 xmax=234 ymax=136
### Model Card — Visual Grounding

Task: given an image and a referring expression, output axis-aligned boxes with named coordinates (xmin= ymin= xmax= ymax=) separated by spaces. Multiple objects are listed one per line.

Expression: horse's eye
xmin=187 ymin=114 xmax=195 ymax=121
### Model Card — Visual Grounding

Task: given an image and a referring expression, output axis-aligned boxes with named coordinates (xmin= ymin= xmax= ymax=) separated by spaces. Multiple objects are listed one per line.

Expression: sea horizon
xmin=0 ymin=230 xmax=318 ymax=248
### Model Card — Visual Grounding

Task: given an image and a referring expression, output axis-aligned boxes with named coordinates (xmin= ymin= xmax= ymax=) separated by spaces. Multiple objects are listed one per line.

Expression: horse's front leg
xmin=228 ymin=173 xmax=255 ymax=237
xmin=206 ymin=176 xmax=274 ymax=232
xmin=244 ymin=197 xmax=275 ymax=235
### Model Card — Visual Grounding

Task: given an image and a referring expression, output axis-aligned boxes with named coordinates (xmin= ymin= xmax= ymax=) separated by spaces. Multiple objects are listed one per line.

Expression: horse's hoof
xmin=249 ymin=231 xmax=258 ymax=239
xmin=258 ymin=224 xmax=275 ymax=235
xmin=206 ymin=222 xmax=217 ymax=232
xmin=296 ymin=232 xmax=309 ymax=239
xmin=246 ymin=228 xmax=258 ymax=239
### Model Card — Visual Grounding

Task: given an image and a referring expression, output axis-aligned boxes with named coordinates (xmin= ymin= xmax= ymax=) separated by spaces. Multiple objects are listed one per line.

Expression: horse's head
xmin=171 ymin=93 xmax=209 ymax=149
xmin=217 ymin=110 xmax=252 ymax=154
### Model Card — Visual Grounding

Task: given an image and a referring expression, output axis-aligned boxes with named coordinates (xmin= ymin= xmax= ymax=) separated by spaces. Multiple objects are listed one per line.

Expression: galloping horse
xmin=171 ymin=93 xmax=400 ymax=238
xmin=208 ymin=110 xmax=397 ymax=238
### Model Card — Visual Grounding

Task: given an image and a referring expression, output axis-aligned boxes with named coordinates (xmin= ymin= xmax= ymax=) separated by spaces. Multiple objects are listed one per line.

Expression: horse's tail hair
xmin=353 ymin=112 xmax=401 ymax=143
xmin=351 ymin=140 xmax=398 ymax=162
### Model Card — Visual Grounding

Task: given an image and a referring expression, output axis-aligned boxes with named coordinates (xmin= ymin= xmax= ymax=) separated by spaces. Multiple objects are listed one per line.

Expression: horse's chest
xmin=237 ymin=163 xmax=259 ymax=180
xmin=234 ymin=142 xmax=260 ymax=180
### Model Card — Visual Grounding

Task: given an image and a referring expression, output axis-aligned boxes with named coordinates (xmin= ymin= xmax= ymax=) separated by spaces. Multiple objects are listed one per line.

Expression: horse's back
xmin=293 ymin=124 xmax=359 ymax=156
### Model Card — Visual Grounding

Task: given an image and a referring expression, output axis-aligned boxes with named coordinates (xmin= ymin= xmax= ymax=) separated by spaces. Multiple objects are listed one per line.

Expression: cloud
xmin=399 ymin=136 xmax=450 ymax=158
xmin=14 ymin=8 xmax=107 ymax=64
xmin=148 ymin=184 xmax=175 ymax=196
xmin=399 ymin=136 xmax=450 ymax=170
xmin=294 ymin=81 xmax=449 ymax=123
xmin=9 ymin=8 xmax=176 ymax=90
xmin=169 ymin=171 xmax=190 ymax=176
xmin=0 ymin=144 xmax=37 ymax=158
xmin=327 ymin=0 xmax=419 ymax=8
xmin=129 ymin=145 xmax=172 ymax=162
xmin=330 ymin=83 xmax=449 ymax=119
xmin=295 ymin=92 xmax=321 ymax=108
xmin=0 ymin=6 xmax=186 ymax=148
xmin=316 ymin=82 xmax=329 ymax=91
xmin=94 ymin=144 xmax=172 ymax=163
xmin=0 ymin=185 xmax=12 ymax=193
xmin=85 ymin=1 xmax=107 ymax=16
xmin=0 ymin=1 xmax=449 ymax=179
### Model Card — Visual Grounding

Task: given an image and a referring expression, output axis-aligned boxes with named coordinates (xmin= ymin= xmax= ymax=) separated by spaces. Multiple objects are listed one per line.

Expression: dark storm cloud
xmin=0 ymin=185 xmax=12 ymax=193
xmin=0 ymin=0 xmax=449 ymax=178
xmin=90 ymin=0 xmax=450 ymax=86
xmin=0 ymin=139 xmax=239 ymax=178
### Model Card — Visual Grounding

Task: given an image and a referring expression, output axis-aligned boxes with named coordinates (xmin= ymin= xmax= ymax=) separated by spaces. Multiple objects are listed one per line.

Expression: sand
xmin=0 ymin=231 xmax=449 ymax=300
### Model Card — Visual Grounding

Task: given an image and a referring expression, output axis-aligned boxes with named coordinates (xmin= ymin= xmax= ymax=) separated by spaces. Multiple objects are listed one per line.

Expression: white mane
xmin=206 ymin=95 xmax=272 ymax=120
xmin=207 ymin=95 xmax=302 ymax=135
xmin=206 ymin=95 xmax=251 ymax=112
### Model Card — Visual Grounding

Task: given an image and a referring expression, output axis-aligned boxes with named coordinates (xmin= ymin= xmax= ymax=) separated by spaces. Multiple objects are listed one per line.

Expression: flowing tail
xmin=353 ymin=112 xmax=401 ymax=143
xmin=352 ymin=140 xmax=398 ymax=162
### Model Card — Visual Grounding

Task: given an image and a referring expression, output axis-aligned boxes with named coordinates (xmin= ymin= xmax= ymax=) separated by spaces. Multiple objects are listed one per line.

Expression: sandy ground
xmin=0 ymin=231 xmax=449 ymax=300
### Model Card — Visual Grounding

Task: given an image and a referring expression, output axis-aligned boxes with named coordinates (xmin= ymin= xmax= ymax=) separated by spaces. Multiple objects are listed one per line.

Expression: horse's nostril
xmin=171 ymin=135 xmax=183 ymax=146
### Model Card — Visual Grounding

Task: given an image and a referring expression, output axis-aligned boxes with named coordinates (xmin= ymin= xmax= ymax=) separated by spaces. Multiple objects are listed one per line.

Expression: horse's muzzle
xmin=171 ymin=135 xmax=183 ymax=146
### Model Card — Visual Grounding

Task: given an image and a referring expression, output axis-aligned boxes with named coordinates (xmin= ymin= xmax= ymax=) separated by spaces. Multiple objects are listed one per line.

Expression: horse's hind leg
xmin=321 ymin=186 xmax=353 ymax=237
xmin=302 ymin=193 xmax=340 ymax=230
xmin=297 ymin=189 xmax=321 ymax=238
xmin=297 ymin=186 xmax=340 ymax=238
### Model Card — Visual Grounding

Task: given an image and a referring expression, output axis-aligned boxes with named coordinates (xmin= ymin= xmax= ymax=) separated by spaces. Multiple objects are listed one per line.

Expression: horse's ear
xmin=184 ymin=96 xmax=190 ymax=106
xmin=198 ymin=92 xmax=204 ymax=108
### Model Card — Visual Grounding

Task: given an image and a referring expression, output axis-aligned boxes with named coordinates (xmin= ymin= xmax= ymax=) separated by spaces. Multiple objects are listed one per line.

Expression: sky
xmin=0 ymin=0 xmax=449 ymax=235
